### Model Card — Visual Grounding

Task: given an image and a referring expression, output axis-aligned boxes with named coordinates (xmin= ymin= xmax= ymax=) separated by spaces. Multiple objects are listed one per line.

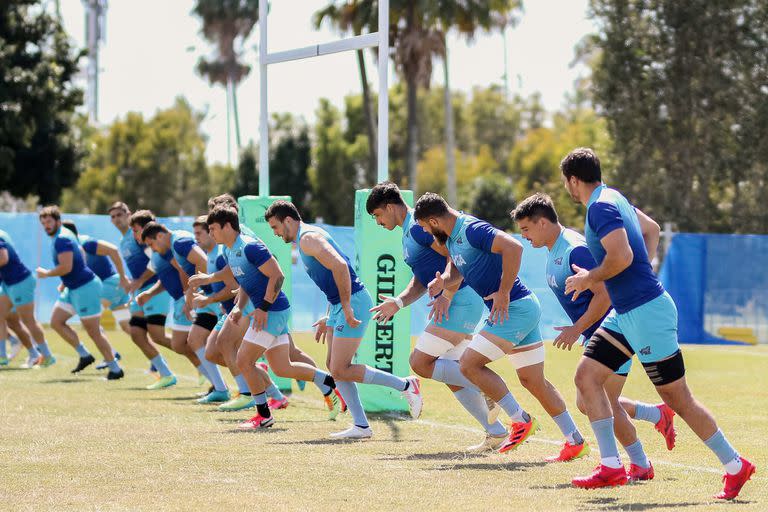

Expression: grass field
xmin=1 ymin=329 xmax=766 ymax=511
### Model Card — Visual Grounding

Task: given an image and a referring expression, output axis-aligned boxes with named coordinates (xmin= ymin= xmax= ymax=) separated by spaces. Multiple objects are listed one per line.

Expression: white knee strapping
xmin=508 ymin=344 xmax=545 ymax=369
xmin=112 ymin=308 xmax=131 ymax=322
xmin=468 ymin=334 xmax=506 ymax=362
xmin=53 ymin=300 xmax=75 ymax=316
xmin=415 ymin=332 xmax=455 ymax=358
xmin=243 ymin=325 xmax=278 ymax=349
xmin=442 ymin=338 xmax=470 ymax=360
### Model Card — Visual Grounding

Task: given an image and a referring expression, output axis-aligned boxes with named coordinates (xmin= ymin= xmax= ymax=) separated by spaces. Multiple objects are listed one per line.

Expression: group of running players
xmin=0 ymin=148 xmax=754 ymax=499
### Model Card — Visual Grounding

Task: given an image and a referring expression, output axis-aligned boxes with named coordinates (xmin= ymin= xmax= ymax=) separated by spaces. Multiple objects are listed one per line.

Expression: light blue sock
xmin=498 ymin=392 xmax=527 ymax=422
xmin=552 ymin=411 xmax=584 ymax=444
xmin=0 ymin=338 xmax=6 ymax=358
xmin=704 ymin=429 xmax=739 ymax=466
xmin=624 ymin=439 xmax=650 ymax=468
xmin=37 ymin=341 xmax=52 ymax=358
xmin=432 ymin=358 xmax=476 ymax=390
xmin=194 ymin=347 xmax=227 ymax=392
xmin=196 ymin=364 xmax=210 ymax=383
xmin=634 ymin=402 xmax=661 ymax=424
xmin=234 ymin=374 xmax=250 ymax=394
xmin=107 ymin=360 xmax=120 ymax=372
xmin=591 ymin=417 xmax=621 ymax=463
xmin=75 ymin=343 xmax=90 ymax=357
xmin=150 ymin=355 xmax=173 ymax=378
xmin=453 ymin=388 xmax=507 ymax=436
xmin=336 ymin=381 xmax=369 ymax=428
xmin=362 ymin=366 xmax=407 ymax=391
xmin=254 ymin=391 xmax=267 ymax=406
xmin=312 ymin=370 xmax=333 ymax=396
xmin=266 ymin=383 xmax=285 ymax=401
xmin=28 ymin=345 xmax=40 ymax=359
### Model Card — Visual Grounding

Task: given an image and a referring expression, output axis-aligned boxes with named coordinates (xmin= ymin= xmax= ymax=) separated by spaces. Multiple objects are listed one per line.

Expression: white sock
xmin=601 ymin=456 xmax=623 ymax=469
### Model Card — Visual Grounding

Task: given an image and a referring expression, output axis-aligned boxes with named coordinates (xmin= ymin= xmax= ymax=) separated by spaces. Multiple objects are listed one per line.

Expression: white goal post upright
xmin=258 ymin=0 xmax=389 ymax=197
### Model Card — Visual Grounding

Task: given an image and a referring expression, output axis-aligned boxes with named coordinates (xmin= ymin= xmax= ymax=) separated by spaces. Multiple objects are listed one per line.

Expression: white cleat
xmin=466 ymin=433 xmax=508 ymax=453
xmin=402 ymin=376 xmax=423 ymax=419
xmin=484 ymin=393 xmax=501 ymax=425
xmin=329 ymin=425 xmax=373 ymax=440
xmin=8 ymin=337 xmax=22 ymax=361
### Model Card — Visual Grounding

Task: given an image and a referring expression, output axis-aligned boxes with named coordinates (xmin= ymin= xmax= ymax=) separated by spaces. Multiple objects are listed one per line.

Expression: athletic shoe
xmin=484 ymin=393 xmax=501 ymax=425
xmin=197 ymin=389 xmax=230 ymax=403
xmin=106 ymin=368 xmax=125 ymax=380
xmin=196 ymin=385 xmax=215 ymax=398
xmin=218 ymin=394 xmax=256 ymax=412
xmin=715 ymin=457 xmax=756 ymax=500
xmin=71 ymin=354 xmax=96 ymax=374
xmin=296 ymin=379 xmax=306 ymax=391
xmin=96 ymin=352 xmax=122 ymax=371
xmin=40 ymin=355 xmax=56 ymax=368
xmin=268 ymin=397 xmax=289 ymax=410
xmin=146 ymin=375 xmax=177 ymax=390
xmin=0 ymin=356 xmax=8 ymax=367
xmin=8 ymin=337 xmax=21 ymax=361
xmin=572 ymin=464 xmax=628 ymax=489
xmin=466 ymin=433 xmax=508 ymax=453
xmin=545 ymin=441 xmax=591 ymax=462
xmin=499 ymin=416 xmax=540 ymax=454
xmin=237 ymin=414 xmax=275 ymax=430
xmin=21 ymin=354 xmax=43 ymax=369
xmin=329 ymin=425 xmax=373 ymax=439
xmin=654 ymin=403 xmax=676 ymax=450
xmin=325 ymin=392 xmax=342 ymax=421
xmin=402 ymin=376 xmax=423 ymax=419
xmin=628 ymin=461 xmax=654 ymax=481
xmin=334 ymin=389 xmax=347 ymax=413
xmin=145 ymin=363 xmax=158 ymax=376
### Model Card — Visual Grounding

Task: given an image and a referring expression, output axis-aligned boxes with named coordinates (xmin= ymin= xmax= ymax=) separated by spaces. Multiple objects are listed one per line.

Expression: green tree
xmin=232 ymin=143 xmax=258 ymax=199
xmin=269 ymin=114 xmax=313 ymax=219
xmin=0 ymin=1 xmax=84 ymax=204
xmin=461 ymin=173 xmax=517 ymax=231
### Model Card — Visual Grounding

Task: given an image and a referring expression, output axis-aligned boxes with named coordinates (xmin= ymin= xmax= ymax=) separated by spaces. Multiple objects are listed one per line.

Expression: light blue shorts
xmin=481 ymin=293 xmax=543 ymax=347
xmin=328 ymin=289 xmax=372 ymax=340
xmin=430 ymin=286 xmax=485 ymax=334
xmin=129 ymin=284 xmax=171 ymax=317
xmin=101 ymin=274 xmax=130 ymax=310
xmin=214 ymin=313 xmax=228 ymax=332
xmin=215 ymin=301 xmax=255 ymax=332
xmin=4 ymin=274 xmax=36 ymax=307
xmin=171 ymin=296 xmax=192 ymax=331
xmin=0 ymin=284 xmax=14 ymax=313
xmin=57 ymin=277 xmax=103 ymax=319
xmin=599 ymin=291 xmax=679 ymax=364
xmin=253 ymin=307 xmax=291 ymax=337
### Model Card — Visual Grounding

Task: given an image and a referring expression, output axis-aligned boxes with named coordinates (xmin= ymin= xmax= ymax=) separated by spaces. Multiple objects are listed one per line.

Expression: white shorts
xmin=508 ymin=343 xmax=545 ymax=369
xmin=243 ymin=326 xmax=290 ymax=351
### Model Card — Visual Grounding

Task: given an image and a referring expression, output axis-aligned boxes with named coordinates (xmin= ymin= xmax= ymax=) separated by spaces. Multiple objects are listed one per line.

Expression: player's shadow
xmin=273 ymin=438 xmax=372 ymax=446
xmin=377 ymin=451 xmax=487 ymax=462
xmin=146 ymin=395 xmax=202 ymax=402
xmin=41 ymin=378 xmax=88 ymax=384
xmin=431 ymin=460 xmax=547 ymax=472
xmin=0 ymin=367 xmax=33 ymax=371
xmin=528 ymin=483 xmax=573 ymax=490
xmin=582 ymin=497 xmax=705 ymax=510
xmin=223 ymin=427 xmax=288 ymax=434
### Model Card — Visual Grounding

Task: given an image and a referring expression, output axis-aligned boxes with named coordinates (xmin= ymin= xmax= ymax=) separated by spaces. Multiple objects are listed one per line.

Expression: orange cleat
xmin=499 ymin=416 xmax=539 ymax=454
xmin=334 ymin=388 xmax=347 ymax=413
xmin=628 ymin=461 xmax=654 ymax=481
xmin=545 ymin=441 xmax=591 ymax=462
xmin=715 ymin=458 xmax=756 ymax=500
xmin=572 ymin=464 xmax=628 ymax=489
xmin=654 ymin=404 xmax=676 ymax=450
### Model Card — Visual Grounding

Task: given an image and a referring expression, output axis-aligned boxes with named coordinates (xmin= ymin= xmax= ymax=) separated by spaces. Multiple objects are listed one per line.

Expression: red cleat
xmin=499 ymin=416 xmax=539 ymax=454
xmin=572 ymin=465 xmax=628 ymax=489
xmin=654 ymin=404 xmax=676 ymax=450
xmin=545 ymin=441 xmax=591 ymax=462
xmin=237 ymin=414 xmax=275 ymax=430
xmin=268 ymin=397 xmax=289 ymax=410
xmin=715 ymin=457 xmax=756 ymax=500
xmin=628 ymin=461 xmax=654 ymax=481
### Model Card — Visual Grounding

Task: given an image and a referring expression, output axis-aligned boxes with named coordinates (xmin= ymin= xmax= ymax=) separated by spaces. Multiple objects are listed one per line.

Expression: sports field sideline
xmin=1 ymin=329 xmax=765 ymax=511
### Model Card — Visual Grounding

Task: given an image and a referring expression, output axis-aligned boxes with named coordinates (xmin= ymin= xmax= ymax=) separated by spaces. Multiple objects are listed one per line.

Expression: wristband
xmin=259 ymin=300 xmax=273 ymax=312
xmin=393 ymin=297 xmax=404 ymax=309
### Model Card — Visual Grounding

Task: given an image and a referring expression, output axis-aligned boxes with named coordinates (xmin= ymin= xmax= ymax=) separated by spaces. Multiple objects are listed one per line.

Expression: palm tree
xmin=313 ymin=1 xmax=378 ymax=185
xmin=192 ymin=0 xmax=260 ymax=162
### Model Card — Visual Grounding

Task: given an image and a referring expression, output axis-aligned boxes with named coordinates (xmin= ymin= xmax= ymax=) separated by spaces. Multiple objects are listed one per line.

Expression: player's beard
xmin=433 ymin=229 xmax=448 ymax=244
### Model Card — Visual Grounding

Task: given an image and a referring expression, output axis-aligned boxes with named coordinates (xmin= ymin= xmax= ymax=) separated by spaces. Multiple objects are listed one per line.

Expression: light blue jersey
xmin=119 ymin=229 xmax=158 ymax=288
xmin=80 ymin=234 xmax=116 ymax=281
xmin=169 ymin=230 xmax=198 ymax=277
xmin=151 ymin=250 xmax=184 ymax=301
xmin=207 ymin=244 xmax=234 ymax=314
xmin=0 ymin=229 xmax=32 ymax=285
xmin=224 ymin=234 xmax=289 ymax=312
xmin=51 ymin=226 xmax=95 ymax=290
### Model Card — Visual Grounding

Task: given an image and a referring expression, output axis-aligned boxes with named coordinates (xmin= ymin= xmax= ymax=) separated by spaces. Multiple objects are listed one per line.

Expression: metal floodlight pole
xmin=257 ymin=0 xmax=389 ymax=196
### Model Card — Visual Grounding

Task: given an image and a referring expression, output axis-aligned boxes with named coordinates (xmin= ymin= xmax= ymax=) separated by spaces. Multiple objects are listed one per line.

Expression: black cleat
xmin=106 ymin=368 xmax=125 ymax=380
xmin=71 ymin=354 xmax=96 ymax=374
xmin=96 ymin=352 xmax=121 ymax=370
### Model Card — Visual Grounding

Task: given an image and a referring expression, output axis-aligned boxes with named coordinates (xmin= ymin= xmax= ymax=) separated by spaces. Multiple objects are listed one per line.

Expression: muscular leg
xmin=50 ymin=307 xmax=80 ymax=349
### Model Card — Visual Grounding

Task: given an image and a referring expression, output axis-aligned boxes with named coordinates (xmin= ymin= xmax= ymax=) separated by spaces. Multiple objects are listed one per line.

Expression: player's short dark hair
xmin=366 ymin=182 xmax=406 ymax=214
xmin=141 ymin=221 xmax=169 ymax=242
xmin=560 ymin=147 xmax=602 ymax=183
xmin=413 ymin=193 xmax=449 ymax=221
xmin=39 ymin=205 xmax=61 ymax=221
xmin=207 ymin=206 xmax=240 ymax=232
xmin=193 ymin=215 xmax=209 ymax=232
xmin=264 ymin=200 xmax=301 ymax=222
xmin=208 ymin=194 xmax=238 ymax=212
xmin=512 ymin=193 xmax=559 ymax=224
xmin=129 ymin=209 xmax=155 ymax=228
xmin=108 ymin=201 xmax=130 ymax=215
xmin=61 ymin=220 xmax=78 ymax=236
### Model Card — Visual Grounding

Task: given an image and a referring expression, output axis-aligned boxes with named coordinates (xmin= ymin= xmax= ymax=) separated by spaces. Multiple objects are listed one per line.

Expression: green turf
xmin=1 ymin=329 xmax=765 ymax=511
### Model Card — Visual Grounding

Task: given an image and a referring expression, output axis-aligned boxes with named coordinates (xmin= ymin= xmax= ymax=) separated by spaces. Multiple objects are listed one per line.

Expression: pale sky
xmin=59 ymin=0 xmax=595 ymax=165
